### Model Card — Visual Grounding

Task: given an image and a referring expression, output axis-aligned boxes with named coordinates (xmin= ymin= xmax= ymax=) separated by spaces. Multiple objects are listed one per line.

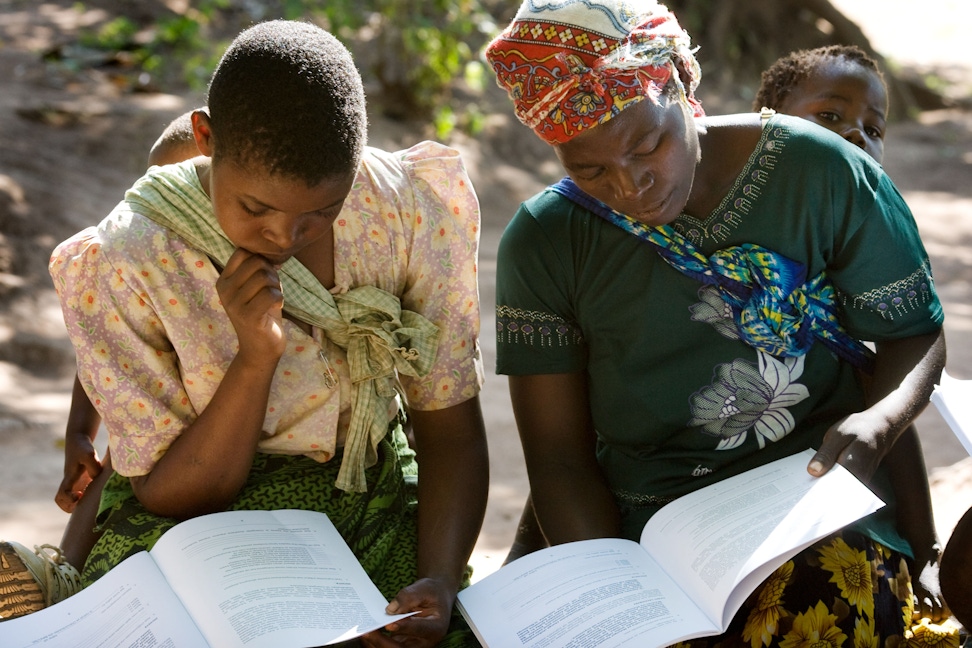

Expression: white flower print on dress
xmin=689 ymin=352 xmax=809 ymax=450
xmin=689 ymin=285 xmax=739 ymax=341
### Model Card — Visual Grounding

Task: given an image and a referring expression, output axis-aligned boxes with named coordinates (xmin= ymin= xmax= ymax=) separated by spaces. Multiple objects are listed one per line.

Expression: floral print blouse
xmin=50 ymin=141 xmax=484 ymax=476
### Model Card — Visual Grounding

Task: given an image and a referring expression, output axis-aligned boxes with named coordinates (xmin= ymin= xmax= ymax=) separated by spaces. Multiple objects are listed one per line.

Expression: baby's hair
xmin=753 ymin=45 xmax=885 ymax=112
xmin=206 ymin=20 xmax=367 ymax=186
xmin=147 ymin=109 xmax=200 ymax=167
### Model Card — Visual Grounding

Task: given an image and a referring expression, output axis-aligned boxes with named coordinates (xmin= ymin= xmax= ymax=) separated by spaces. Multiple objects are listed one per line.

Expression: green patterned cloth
xmin=124 ymin=164 xmax=440 ymax=492
xmin=550 ymin=176 xmax=875 ymax=371
xmin=85 ymin=423 xmax=476 ymax=646
xmin=495 ymin=112 xmax=949 ymax=648
xmin=496 ymin=114 xmax=941 ymax=547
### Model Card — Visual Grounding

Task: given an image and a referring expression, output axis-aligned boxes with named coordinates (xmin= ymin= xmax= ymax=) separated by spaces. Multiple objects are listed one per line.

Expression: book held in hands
xmin=0 ymin=509 xmax=414 ymax=647
xmin=457 ymin=448 xmax=884 ymax=648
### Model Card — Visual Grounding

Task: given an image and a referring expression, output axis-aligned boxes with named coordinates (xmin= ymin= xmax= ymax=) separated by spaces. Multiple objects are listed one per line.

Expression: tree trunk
xmin=665 ymin=0 xmax=946 ymax=118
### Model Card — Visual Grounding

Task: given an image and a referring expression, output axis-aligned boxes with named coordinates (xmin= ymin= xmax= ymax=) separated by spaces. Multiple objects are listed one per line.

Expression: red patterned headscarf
xmin=484 ymin=0 xmax=704 ymax=144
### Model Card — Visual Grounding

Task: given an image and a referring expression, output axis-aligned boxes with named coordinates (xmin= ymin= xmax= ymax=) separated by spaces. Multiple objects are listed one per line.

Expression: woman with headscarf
xmin=485 ymin=1 xmax=954 ymax=645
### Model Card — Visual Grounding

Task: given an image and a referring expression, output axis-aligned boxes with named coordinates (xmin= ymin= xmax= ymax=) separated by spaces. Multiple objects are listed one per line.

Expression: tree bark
xmin=664 ymin=0 xmax=946 ymax=118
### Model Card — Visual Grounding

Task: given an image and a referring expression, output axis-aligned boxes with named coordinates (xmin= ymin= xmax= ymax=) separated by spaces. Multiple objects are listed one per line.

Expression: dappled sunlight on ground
xmin=0 ymin=0 xmax=969 ymax=592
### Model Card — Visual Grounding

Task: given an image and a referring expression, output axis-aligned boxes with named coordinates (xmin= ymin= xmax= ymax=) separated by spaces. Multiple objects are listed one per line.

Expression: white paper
xmin=0 ymin=551 xmax=210 ymax=648
xmin=931 ymin=369 xmax=972 ymax=457
xmin=0 ymin=510 xmax=412 ymax=648
xmin=457 ymin=538 xmax=716 ymax=648
xmin=457 ymin=450 xmax=885 ymax=648
xmin=150 ymin=509 xmax=412 ymax=648
xmin=642 ymin=449 xmax=885 ymax=628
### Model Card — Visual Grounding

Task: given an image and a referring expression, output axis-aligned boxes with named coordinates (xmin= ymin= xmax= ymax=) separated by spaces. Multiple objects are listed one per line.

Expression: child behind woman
xmin=501 ymin=47 xmax=949 ymax=630
xmin=756 ymin=44 xmax=952 ymax=626
xmin=754 ymin=45 xmax=886 ymax=162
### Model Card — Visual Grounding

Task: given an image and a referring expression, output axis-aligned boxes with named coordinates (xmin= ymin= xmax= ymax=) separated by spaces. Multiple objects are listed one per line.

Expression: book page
xmin=456 ymin=538 xmax=719 ymax=648
xmin=0 ymin=551 xmax=210 ymax=647
xmin=641 ymin=449 xmax=884 ymax=630
xmin=149 ymin=509 xmax=412 ymax=648
xmin=931 ymin=369 xmax=972 ymax=456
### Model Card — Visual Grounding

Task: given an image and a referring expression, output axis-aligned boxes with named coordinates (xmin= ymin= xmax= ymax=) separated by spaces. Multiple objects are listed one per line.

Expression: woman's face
xmin=553 ymin=92 xmax=700 ymax=226
xmin=206 ymin=159 xmax=354 ymax=266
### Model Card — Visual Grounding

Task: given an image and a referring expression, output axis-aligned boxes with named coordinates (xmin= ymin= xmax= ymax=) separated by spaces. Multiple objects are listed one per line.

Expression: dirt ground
xmin=1 ymin=0 xmax=971 ymax=586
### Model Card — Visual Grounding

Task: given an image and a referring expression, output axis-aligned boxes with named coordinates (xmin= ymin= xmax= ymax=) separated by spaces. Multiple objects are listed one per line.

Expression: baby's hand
xmin=55 ymin=434 xmax=103 ymax=513
xmin=912 ymin=555 xmax=950 ymax=623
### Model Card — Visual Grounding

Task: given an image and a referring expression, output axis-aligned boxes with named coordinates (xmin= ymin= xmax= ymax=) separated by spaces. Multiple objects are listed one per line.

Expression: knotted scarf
xmin=124 ymin=161 xmax=440 ymax=492
xmin=551 ymin=177 xmax=875 ymax=371
xmin=484 ymin=0 xmax=704 ymax=144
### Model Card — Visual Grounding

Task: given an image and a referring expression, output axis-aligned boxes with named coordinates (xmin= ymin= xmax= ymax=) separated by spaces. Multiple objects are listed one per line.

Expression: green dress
xmin=496 ymin=114 xmax=946 ymax=646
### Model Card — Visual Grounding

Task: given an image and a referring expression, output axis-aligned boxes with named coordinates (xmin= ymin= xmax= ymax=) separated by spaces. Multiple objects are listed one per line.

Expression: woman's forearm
xmin=130 ymin=354 xmax=277 ymax=518
xmin=411 ymin=398 xmax=489 ymax=592
xmin=529 ymin=460 xmax=620 ymax=545
xmin=68 ymin=374 xmax=102 ymax=443
xmin=810 ymin=329 xmax=946 ymax=479
xmin=510 ymin=372 xmax=620 ymax=546
xmin=867 ymin=329 xmax=945 ymax=431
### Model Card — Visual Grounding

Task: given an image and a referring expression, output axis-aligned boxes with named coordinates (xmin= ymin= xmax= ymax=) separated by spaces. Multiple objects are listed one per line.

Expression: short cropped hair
xmin=206 ymin=20 xmax=367 ymax=185
xmin=147 ymin=109 xmax=199 ymax=167
xmin=753 ymin=45 xmax=885 ymax=112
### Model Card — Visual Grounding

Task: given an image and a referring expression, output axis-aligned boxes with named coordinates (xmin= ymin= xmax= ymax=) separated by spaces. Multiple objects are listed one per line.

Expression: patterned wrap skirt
xmin=81 ymin=421 xmax=477 ymax=647
xmin=669 ymin=529 xmax=961 ymax=648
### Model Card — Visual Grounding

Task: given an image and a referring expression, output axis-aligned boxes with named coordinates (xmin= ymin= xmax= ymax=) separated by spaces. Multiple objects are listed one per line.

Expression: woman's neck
xmin=683 ymin=113 xmax=764 ymax=220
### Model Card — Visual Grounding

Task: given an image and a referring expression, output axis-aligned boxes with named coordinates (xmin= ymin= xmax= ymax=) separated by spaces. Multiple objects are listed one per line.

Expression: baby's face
xmin=778 ymin=60 xmax=887 ymax=163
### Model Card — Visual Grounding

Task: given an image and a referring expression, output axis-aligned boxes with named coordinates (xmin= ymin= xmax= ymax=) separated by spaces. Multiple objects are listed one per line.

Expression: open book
xmin=457 ymin=449 xmax=884 ymax=648
xmin=0 ymin=509 xmax=413 ymax=648
xmin=931 ymin=369 xmax=972 ymax=457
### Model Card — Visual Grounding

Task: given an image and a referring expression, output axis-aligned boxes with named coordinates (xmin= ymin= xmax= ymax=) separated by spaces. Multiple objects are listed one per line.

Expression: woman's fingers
xmin=216 ymin=249 xmax=286 ymax=359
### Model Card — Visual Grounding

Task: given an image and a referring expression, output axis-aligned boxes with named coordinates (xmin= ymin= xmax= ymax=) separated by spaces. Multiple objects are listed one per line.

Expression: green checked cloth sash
xmin=123 ymin=162 xmax=440 ymax=492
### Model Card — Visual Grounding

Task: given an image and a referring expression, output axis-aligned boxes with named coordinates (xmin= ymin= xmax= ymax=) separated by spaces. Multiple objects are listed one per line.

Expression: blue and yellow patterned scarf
xmin=551 ymin=177 xmax=875 ymax=371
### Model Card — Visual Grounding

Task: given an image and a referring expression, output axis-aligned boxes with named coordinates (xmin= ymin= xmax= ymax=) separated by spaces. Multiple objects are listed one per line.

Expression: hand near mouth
xmin=216 ymin=247 xmax=287 ymax=367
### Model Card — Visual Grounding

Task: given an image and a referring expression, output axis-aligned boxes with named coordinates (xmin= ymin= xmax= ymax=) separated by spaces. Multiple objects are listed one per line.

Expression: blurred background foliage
xmin=55 ymin=0 xmax=506 ymax=139
xmin=49 ymin=0 xmax=950 ymax=141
